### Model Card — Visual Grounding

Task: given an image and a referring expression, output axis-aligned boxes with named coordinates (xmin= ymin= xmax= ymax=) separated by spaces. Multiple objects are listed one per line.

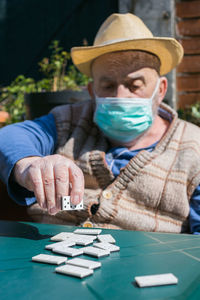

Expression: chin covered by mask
xmin=93 ymin=79 xmax=160 ymax=143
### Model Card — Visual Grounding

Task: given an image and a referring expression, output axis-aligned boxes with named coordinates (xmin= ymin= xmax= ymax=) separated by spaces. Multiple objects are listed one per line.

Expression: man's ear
xmin=87 ymin=82 xmax=95 ymax=100
xmin=158 ymin=77 xmax=168 ymax=105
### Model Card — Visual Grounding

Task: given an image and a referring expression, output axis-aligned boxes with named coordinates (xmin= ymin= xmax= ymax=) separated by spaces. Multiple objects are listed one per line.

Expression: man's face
xmin=91 ymin=51 xmax=160 ymax=103
xmin=89 ymin=51 xmax=167 ymax=147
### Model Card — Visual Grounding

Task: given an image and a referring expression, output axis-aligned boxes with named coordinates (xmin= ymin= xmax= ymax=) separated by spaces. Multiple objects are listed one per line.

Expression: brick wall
xmin=176 ymin=0 xmax=200 ymax=108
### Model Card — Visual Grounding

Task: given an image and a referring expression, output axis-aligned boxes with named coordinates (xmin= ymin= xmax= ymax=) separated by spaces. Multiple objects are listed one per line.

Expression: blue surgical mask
xmin=93 ymin=79 xmax=160 ymax=143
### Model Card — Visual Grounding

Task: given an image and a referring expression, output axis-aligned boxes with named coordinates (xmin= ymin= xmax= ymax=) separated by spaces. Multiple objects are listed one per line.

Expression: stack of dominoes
xmin=32 ymin=228 xmax=120 ymax=279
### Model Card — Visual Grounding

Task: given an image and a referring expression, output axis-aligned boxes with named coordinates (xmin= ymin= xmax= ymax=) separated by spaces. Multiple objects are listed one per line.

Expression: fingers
xmin=41 ymin=162 xmax=56 ymax=214
xmin=54 ymin=163 xmax=69 ymax=210
xmin=68 ymin=163 xmax=85 ymax=205
xmin=27 ymin=161 xmax=56 ymax=214
xmin=27 ymin=165 xmax=46 ymax=210
xmin=18 ymin=155 xmax=85 ymax=214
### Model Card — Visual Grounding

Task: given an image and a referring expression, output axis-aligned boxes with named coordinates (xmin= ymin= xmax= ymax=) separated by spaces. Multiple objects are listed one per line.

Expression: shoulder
xmin=178 ymin=118 xmax=200 ymax=140
xmin=160 ymin=102 xmax=200 ymax=142
xmin=50 ymin=100 xmax=94 ymax=124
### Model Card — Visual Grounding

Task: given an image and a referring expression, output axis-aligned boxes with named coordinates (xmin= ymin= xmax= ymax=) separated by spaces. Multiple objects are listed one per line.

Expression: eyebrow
xmin=98 ymin=74 xmax=147 ymax=85
xmin=127 ymin=75 xmax=146 ymax=84
xmin=98 ymin=76 xmax=113 ymax=83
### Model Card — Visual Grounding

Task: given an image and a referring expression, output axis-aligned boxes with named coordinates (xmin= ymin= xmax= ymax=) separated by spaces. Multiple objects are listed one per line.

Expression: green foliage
xmin=0 ymin=75 xmax=37 ymax=123
xmin=178 ymin=102 xmax=200 ymax=127
xmin=0 ymin=40 xmax=90 ymax=124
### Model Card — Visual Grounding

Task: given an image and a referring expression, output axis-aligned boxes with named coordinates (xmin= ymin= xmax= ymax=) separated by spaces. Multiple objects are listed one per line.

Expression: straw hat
xmin=71 ymin=13 xmax=183 ymax=76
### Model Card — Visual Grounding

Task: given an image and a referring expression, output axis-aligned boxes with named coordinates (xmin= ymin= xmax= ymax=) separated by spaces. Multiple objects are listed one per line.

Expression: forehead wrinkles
xmin=92 ymin=50 xmax=160 ymax=78
xmin=92 ymin=53 xmax=126 ymax=78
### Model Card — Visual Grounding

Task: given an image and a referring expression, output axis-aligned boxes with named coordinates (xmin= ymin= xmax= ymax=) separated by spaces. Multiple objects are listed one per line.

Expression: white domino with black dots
xmin=62 ymin=196 xmax=83 ymax=211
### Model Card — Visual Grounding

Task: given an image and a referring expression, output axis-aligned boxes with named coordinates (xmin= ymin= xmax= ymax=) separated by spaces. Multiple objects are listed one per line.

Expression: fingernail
xmin=49 ymin=206 xmax=57 ymax=215
xmin=72 ymin=195 xmax=80 ymax=205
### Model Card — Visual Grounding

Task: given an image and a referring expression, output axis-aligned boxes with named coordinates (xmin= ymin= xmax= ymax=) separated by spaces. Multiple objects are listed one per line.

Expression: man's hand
xmin=13 ymin=154 xmax=85 ymax=215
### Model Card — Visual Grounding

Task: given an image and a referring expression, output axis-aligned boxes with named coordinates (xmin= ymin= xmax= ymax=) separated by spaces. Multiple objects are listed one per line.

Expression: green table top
xmin=0 ymin=220 xmax=200 ymax=300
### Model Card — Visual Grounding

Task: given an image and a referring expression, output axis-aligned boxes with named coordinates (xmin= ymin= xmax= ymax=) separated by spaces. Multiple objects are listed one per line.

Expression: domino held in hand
xmin=62 ymin=196 xmax=84 ymax=211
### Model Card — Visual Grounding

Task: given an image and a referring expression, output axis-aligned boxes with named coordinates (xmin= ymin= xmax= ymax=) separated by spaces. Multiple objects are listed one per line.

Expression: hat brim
xmin=71 ymin=37 xmax=183 ymax=76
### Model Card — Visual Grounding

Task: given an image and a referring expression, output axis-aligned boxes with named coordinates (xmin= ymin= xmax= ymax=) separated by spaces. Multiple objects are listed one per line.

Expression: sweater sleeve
xmin=189 ymin=185 xmax=200 ymax=234
xmin=0 ymin=113 xmax=57 ymax=205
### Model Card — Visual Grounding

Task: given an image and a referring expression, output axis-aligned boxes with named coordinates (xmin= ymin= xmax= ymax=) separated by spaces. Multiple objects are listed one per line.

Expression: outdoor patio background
xmin=0 ymin=0 xmax=118 ymax=85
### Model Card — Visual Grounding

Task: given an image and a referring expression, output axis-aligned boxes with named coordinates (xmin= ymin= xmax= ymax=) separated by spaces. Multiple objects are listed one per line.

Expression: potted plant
xmin=0 ymin=40 xmax=90 ymax=123
xmin=178 ymin=102 xmax=200 ymax=127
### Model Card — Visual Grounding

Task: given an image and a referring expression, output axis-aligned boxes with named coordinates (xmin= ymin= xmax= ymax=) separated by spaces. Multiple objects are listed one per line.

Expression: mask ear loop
xmin=92 ymin=84 xmax=99 ymax=99
xmin=150 ymin=78 xmax=161 ymax=124
xmin=150 ymin=78 xmax=160 ymax=101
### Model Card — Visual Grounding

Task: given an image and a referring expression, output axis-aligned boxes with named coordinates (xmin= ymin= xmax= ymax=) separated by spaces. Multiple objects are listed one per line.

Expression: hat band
xmin=95 ymin=37 xmax=136 ymax=46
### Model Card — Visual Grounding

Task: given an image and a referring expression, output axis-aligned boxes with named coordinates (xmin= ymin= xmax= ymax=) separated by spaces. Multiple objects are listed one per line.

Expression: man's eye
xmin=130 ymin=85 xmax=140 ymax=92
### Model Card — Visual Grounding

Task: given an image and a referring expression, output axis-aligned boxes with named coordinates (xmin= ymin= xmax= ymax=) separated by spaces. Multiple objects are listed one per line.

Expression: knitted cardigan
xmin=27 ymin=100 xmax=200 ymax=233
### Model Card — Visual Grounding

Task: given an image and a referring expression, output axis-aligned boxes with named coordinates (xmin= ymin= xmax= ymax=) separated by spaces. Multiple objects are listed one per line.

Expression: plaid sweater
xmin=28 ymin=100 xmax=200 ymax=233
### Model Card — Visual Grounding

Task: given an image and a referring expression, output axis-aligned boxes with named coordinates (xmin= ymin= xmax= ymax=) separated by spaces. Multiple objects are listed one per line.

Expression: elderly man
xmin=0 ymin=13 xmax=200 ymax=233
